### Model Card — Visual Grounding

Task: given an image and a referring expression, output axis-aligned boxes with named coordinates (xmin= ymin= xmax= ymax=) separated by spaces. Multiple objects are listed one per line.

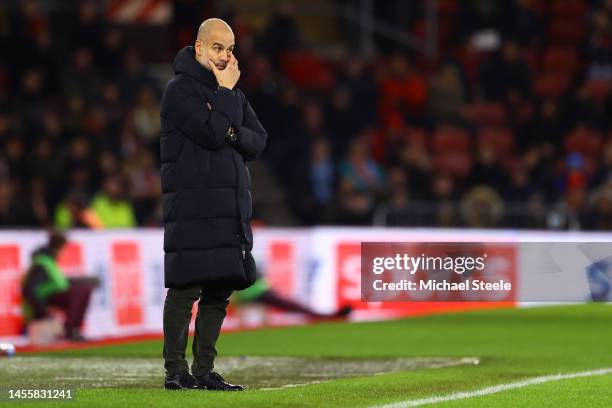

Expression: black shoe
xmin=164 ymin=372 xmax=198 ymax=390
xmin=333 ymin=305 xmax=353 ymax=318
xmin=195 ymin=372 xmax=244 ymax=391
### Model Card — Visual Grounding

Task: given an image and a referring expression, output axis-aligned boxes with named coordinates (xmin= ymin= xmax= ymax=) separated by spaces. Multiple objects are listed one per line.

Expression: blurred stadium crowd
xmin=1 ymin=0 xmax=612 ymax=230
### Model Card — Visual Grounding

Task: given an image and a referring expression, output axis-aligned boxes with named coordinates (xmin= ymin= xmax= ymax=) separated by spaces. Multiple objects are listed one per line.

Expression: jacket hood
xmin=172 ymin=46 xmax=217 ymax=87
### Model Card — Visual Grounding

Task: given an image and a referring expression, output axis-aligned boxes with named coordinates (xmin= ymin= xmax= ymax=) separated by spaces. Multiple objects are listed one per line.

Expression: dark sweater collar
xmin=172 ymin=46 xmax=218 ymax=87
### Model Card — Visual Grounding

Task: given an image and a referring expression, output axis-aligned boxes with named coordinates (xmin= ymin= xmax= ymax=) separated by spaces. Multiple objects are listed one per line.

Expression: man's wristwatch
xmin=226 ymin=126 xmax=238 ymax=144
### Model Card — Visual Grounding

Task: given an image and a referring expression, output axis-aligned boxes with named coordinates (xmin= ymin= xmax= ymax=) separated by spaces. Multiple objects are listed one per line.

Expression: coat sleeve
xmin=232 ymin=95 xmax=268 ymax=161
xmin=161 ymin=80 xmax=240 ymax=150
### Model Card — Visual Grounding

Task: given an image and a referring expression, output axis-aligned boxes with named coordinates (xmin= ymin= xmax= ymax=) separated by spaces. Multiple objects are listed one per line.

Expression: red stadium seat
xmin=433 ymin=151 xmax=473 ymax=178
xmin=280 ymin=51 xmax=334 ymax=91
xmin=552 ymin=0 xmax=587 ymax=18
xmin=542 ymin=46 xmax=580 ymax=74
xmin=477 ymin=127 xmax=515 ymax=156
xmin=403 ymin=127 xmax=428 ymax=148
xmin=565 ymin=126 xmax=603 ymax=157
xmin=432 ymin=126 xmax=471 ymax=152
xmin=461 ymin=102 xmax=507 ymax=127
xmin=548 ymin=18 xmax=586 ymax=46
xmin=437 ymin=0 xmax=458 ymax=16
xmin=585 ymin=79 xmax=612 ymax=101
xmin=533 ymin=72 xmax=571 ymax=98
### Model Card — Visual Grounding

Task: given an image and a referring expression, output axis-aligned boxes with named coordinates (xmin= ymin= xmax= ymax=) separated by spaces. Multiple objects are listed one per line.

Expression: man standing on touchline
xmin=159 ymin=18 xmax=267 ymax=391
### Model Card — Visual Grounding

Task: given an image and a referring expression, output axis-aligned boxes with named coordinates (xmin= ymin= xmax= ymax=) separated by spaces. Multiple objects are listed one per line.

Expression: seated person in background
xmin=233 ymin=273 xmax=352 ymax=320
xmin=21 ymin=231 xmax=95 ymax=342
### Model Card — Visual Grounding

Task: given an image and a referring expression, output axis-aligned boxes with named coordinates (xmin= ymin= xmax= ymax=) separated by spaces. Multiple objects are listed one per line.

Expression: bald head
xmin=194 ymin=18 xmax=235 ymax=71
xmin=197 ymin=18 xmax=233 ymax=42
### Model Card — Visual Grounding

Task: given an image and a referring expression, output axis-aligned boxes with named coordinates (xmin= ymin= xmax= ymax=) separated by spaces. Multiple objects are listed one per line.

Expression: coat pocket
xmin=235 ymin=245 xmax=257 ymax=290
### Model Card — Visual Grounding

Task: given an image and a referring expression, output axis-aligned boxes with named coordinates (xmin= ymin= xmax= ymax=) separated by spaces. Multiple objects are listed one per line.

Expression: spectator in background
xmin=328 ymin=56 xmax=377 ymax=158
xmin=262 ymin=82 xmax=302 ymax=178
xmin=58 ymin=131 xmax=95 ymax=199
xmin=277 ymin=99 xmax=328 ymax=223
xmin=458 ymin=0 xmax=517 ymax=40
xmin=478 ymin=39 xmax=531 ymax=101
xmin=54 ymin=189 xmax=103 ymax=230
xmin=72 ymin=0 xmax=103 ymax=51
xmin=96 ymin=151 xmax=121 ymax=181
xmin=548 ymin=153 xmax=590 ymax=230
xmin=585 ymin=8 xmax=612 ymax=79
xmin=4 ymin=136 xmax=26 ymax=182
xmin=132 ymin=85 xmax=161 ymax=149
xmin=467 ymin=144 xmax=509 ymax=190
xmin=339 ymin=137 xmax=386 ymax=194
xmin=524 ymin=193 xmax=548 ymax=229
xmin=120 ymin=48 xmax=159 ymax=102
xmin=373 ymin=189 xmax=411 ymax=226
xmin=309 ymin=138 xmax=335 ymax=223
xmin=90 ymin=174 xmax=136 ymax=228
xmin=429 ymin=61 xmax=468 ymax=122
xmin=373 ymin=167 xmax=422 ymax=226
xmin=394 ymin=133 xmax=432 ymax=199
xmin=512 ymin=0 xmax=544 ymax=47
xmin=28 ymin=138 xmax=60 ymax=189
xmin=125 ymin=150 xmax=161 ymax=225
xmin=460 ymin=185 xmax=505 ymax=228
xmin=378 ymin=53 xmax=428 ymax=127
xmin=504 ymin=163 xmax=536 ymax=202
xmin=585 ymin=177 xmax=612 ymax=230
xmin=526 ymin=98 xmax=565 ymax=149
xmin=548 ymin=187 xmax=588 ymax=230
xmin=98 ymin=81 xmax=124 ymax=133
xmin=590 ymin=140 xmax=612 ymax=188
xmin=23 ymin=177 xmax=50 ymax=226
xmin=0 ymin=179 xmax=19 ymax=226
xmin=98 ymin=28 xmax=125 ymax=78
xmin=340 ymin=56 xmax=377 ymax=127
xmin=326 ymin=87 xmax=361 ymax=159
xmin=338 ymin=137 xmax=386 ymax=224
xmin=337 ymin=180 xmax=375 ymax=225
xmin=258 ymin=1 xmax=302 ymax=67
xmin=429 ymin=173 xmax=459 ymax=227
xmin=0 ymin=177 xmax=48 ymax=227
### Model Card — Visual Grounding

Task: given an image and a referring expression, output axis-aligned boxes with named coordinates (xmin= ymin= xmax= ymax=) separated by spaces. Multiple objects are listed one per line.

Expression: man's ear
xmin=195 ymin=39 xmax=203 ymax=56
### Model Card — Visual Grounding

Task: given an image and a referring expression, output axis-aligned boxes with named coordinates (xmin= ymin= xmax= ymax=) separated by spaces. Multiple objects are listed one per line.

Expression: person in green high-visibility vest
xmin=21 ymin=231 xmax=94 ymax=342
xmin=233 ymin=273 xmax=353 ymax=320
xmin=89 ymin=174 xmax=137 ymax=229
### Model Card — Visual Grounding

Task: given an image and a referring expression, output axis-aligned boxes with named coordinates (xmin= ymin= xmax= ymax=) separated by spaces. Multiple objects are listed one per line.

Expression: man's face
xmin=104 ymin=178 xmax=122 ymax=200
xmin=195 ymin=30 xmax=235 ymax=71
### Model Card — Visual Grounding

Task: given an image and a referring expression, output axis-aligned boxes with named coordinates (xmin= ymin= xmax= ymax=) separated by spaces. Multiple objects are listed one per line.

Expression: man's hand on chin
xmin=209 ymin=54 xmax=240 ymax=90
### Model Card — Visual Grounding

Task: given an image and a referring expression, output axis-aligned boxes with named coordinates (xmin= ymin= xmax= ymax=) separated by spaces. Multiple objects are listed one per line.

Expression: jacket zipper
xmin=230 ymin=148 xmax=247 ymax=260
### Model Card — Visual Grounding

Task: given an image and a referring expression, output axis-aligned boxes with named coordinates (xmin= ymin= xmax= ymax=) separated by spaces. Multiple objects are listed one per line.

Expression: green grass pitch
xmin=0 ymin=304 xmax=610 ymax=407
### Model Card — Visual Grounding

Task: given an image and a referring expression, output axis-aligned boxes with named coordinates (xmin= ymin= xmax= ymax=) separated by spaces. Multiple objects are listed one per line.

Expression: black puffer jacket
xmin=160 ymin=46 xmax=267 ymax=289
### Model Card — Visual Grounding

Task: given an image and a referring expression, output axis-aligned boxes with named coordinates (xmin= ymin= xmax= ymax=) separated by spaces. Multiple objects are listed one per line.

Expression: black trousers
xmin=162 ymin=285 xmax=233 ymax=376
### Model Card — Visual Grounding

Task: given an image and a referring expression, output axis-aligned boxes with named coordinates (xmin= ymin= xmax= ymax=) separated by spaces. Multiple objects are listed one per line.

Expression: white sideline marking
xmin=370 ymin=367 xmax=612 ymax=408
